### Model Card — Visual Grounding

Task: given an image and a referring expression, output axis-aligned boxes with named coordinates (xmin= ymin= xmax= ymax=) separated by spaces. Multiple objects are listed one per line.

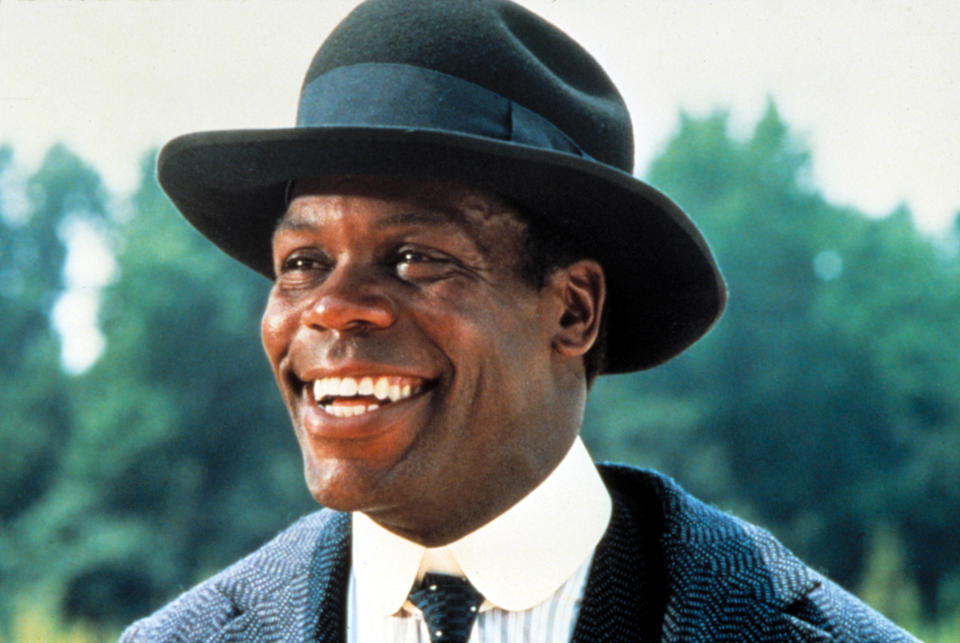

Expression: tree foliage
xmin=1 ymin=145 xmax=108 ymax=620
xmin=0 ymin=145 xmax=102 ymax=520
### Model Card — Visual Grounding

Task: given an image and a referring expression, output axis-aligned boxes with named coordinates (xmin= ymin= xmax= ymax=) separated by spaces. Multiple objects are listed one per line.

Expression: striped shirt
xmin=347 ymin=437 xmax=612 ymax=642
xmin=346 ymin=553 xmax=593 ymax=642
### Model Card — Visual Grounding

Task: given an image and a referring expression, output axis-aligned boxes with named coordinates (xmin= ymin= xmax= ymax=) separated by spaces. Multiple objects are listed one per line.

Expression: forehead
xmin=277 ymin=176 xmax=528 ymax=242
xmin=278 ymin=177 xmax=525 ymax=229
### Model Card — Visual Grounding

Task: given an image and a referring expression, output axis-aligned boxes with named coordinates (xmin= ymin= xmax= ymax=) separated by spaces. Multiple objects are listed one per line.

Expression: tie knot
xmin=408 ymin=573 xmax=484 ymax=643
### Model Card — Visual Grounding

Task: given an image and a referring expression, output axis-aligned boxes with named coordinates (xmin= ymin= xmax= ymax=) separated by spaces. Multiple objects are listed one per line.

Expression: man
xmin=122 ymin=0 xmax=915 ymax=640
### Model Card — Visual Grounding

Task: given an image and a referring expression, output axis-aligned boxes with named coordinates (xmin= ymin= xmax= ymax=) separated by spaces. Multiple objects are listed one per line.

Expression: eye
xmin=281 ymin=254 xmax=320 ymax=272
xmin=397 ymin=249 xmax=431 ymax=264
xmin=391 ymin=246 xmax=457 ymax=281
xmin=276 ymin=250 xmax=331 ymax=284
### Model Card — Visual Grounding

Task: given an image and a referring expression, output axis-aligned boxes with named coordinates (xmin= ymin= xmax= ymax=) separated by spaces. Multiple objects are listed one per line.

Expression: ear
xmin=548 ymin=259 xmax=605 ymax=358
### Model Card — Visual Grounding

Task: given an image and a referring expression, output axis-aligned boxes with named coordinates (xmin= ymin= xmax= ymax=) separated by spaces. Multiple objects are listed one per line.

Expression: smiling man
xmin=121 ymin=0 xmax=914 ymax=641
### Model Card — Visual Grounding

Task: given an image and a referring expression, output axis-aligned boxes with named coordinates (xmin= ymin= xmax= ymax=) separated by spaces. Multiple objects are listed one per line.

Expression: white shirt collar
xmin=352 ymin=436 xmax=612 ymax=615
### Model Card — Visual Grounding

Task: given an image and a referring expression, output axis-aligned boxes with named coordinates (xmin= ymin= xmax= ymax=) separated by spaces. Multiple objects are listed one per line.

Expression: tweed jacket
xmin=121 ymin=465 xmax=914 ymax=642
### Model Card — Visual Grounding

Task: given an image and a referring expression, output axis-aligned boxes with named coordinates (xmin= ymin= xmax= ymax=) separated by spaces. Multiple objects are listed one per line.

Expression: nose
xmin=301 ymin=264 xmax=397 ymax=333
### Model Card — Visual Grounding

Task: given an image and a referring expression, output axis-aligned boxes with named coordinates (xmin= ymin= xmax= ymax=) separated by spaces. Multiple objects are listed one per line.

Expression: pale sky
xmin=1 ymin=0 xmax=958 ymax=371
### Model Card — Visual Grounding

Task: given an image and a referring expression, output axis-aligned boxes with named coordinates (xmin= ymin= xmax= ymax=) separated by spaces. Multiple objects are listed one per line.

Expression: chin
xmin=300 ymin=453 xmax=399 ymax=513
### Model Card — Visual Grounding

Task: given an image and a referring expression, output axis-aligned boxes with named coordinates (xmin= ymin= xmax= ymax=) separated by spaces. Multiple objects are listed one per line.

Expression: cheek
xmin=260 ymin=295 xmax=296 ymax=367
xmin=420 ymin=296 xmax=504 ymax=365
xmin=430 ymin=292 xmax=547 ymax=390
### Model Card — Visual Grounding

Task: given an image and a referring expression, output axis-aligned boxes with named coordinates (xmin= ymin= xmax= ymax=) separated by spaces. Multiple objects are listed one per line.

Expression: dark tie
xmin=408 ymin=573 xmax=484 ymax=643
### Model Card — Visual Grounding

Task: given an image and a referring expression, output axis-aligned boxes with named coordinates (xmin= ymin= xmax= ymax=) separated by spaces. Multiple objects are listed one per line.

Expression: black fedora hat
xmin=157 ymin=0 xmax=726 ymax=374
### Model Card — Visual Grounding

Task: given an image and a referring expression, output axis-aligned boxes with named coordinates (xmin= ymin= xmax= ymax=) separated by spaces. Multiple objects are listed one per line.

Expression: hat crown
xmin=304 ymin=0 xmax=634 ymax=172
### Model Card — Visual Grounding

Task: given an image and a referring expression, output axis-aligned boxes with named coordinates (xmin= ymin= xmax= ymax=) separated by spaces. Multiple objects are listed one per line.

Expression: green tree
xmin=0 ymin=143 xmax=108 ymax=626
xmin=857 ymin=524 xmax=922 ymax=628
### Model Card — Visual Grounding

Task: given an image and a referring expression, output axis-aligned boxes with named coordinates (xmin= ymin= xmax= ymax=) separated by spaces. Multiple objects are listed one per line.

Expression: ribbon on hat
xmin=297 ymin=63 xmax=592 ymax=160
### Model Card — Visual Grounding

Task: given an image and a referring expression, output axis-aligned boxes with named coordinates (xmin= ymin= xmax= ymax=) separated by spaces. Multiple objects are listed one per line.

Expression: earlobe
xmin=550 ymin=259 xmax=605 ymax=358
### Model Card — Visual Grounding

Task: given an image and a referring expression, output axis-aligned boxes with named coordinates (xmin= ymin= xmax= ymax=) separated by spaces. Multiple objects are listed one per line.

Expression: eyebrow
xmin=375 ymin=209 xmax=468 ymax=229
xmin=273 ymin=218 xmax=312 ymax=234
xmin=273 ymin=208 xmax=469 ymax=237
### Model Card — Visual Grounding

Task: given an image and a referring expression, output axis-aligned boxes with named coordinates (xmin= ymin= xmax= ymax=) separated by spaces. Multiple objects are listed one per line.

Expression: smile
xmin=310 ymin=375 xmax=425 ymax=418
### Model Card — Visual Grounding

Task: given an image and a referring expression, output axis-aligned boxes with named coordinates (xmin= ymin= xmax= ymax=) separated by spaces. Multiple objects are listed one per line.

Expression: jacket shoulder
xmin=598 ymin=464 xmax=917 ymax=641
xmin=119 ymin=509 xmax=348 ymax=642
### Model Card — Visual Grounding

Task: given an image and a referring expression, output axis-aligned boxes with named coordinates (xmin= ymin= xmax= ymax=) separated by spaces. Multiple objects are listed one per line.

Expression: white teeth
xmin=311 ymin=375 xmax=423 ymax=412
xmin=358 ymin=377 xmax=374 ymax=395
xmin=318 ymin=403 xmax=381 ymax=418
xmin=374 ymin=377 xmax=390 ymax=400
xmin=322 ymin=404 xmax=365 ymax=418
xmin=339 ymin=377 xmax=358 ymax=396
xmin=388 ymin=384 xmax=402 ymax=402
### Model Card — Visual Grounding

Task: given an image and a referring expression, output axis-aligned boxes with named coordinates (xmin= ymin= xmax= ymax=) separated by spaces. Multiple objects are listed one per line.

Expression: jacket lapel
xmin=211 ymin=510 xmax=352 ymax=642
xmin=570 ymin=480 xmax=666 ymax=642
xmin=306 ymin=511 xmax=352 ymax=642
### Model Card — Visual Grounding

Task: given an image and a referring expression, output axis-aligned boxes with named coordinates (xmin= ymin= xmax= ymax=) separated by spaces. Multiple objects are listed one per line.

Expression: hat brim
xmin=158 ymin=125 xmax=725 ymax=373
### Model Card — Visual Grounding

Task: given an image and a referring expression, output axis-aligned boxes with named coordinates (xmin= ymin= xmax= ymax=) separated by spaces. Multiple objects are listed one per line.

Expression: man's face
xmin=261 ymin=177 xmax=580 ymax=544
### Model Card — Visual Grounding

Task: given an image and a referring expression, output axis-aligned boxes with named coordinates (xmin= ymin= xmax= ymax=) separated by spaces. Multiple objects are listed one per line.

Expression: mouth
xmin=306 ymin=375 xmax=430 ymax=418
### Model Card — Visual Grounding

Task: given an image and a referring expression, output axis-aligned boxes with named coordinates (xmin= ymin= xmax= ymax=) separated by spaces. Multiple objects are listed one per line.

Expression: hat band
xmin=297 ymin=63 xmax=591 ymax=160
